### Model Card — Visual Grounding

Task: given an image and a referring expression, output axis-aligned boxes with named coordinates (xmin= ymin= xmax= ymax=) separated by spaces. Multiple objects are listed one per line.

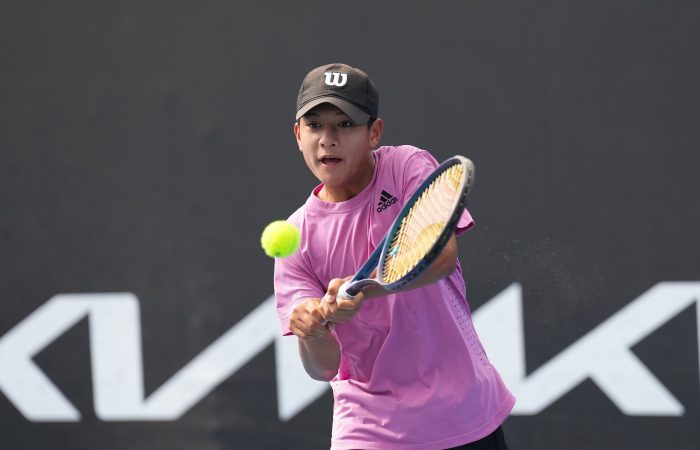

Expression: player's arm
xmin=289 ymin=298 xmax=340 ymax=381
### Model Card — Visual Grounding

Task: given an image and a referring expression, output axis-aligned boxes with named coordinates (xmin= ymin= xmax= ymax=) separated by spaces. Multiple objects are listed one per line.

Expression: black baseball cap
xmin=296 ymin=63 xmax=379 ymax=124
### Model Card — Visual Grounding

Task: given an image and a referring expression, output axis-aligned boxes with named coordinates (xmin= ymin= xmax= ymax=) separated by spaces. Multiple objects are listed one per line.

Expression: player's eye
xmin=306 ymin=121 xmax=321 ymax=129
xmin=338 ymin=120 xmax=354 ymax=128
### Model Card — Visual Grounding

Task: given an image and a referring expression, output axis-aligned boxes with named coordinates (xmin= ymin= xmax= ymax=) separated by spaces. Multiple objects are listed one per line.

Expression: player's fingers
xmin=298 ymin=305 xmax=323 ymax=326
xmin=300 ymin=298 xmax=324 ymax=319
xmin=310 ymin=307 xmax=326 ymax=324
xmin=336 ymin=292 xmax=364 ymax=311
xmin=318 ymin=299 xmax=337 ymax=319
xmin=291 ymin=319 xmax=324 ymax=338
xmin=335 ymin=300 xmax=355 ymax=311
xmin=289 ymin=321 xmax=309 ymax=338
xmin=324 ymin=278 xmax=346 ymax=304
xmin=307 ymin=317 xmax=331 ymax=336
xmin=327 ymin=278 xmax=345 ymax=294
xmin=290 ymin=300 xmax=326 ymax=335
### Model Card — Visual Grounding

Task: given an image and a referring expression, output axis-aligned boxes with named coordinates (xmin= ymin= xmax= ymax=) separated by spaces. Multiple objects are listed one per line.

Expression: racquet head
xmin=375 ymin=155 xmax=475 ymax=288
xmin=339 ymin=155 xmax=475 ymax=300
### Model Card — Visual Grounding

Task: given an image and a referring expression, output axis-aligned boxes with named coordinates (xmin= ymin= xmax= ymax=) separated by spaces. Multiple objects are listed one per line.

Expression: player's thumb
xmin=323 ymin=278 xmax=344 ymax=304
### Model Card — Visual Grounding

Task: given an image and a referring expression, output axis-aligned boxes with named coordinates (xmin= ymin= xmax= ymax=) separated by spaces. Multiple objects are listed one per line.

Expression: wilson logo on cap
xmin=323 ymin=72 xmax=347 ymax=87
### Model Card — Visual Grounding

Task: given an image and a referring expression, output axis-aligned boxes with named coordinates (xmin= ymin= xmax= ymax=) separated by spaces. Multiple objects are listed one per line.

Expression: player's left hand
xmin=319 ymin=277 xmax=365 ymax=323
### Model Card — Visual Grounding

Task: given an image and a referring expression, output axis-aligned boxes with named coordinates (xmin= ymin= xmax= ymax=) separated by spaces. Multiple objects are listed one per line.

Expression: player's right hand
xmin=289 ymin=298 xmax=329 ymax=339
xmin=319 ymin=277 xmax=365 ymax=323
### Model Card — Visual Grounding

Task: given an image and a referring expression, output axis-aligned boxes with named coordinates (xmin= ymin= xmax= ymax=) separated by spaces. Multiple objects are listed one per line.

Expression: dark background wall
xmin=1 ymin=1 xmax=698 ymax=449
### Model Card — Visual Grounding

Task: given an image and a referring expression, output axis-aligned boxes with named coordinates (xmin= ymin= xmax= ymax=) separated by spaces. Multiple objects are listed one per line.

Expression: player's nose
xmin=319 ymin=128 xmax=338 ymax=147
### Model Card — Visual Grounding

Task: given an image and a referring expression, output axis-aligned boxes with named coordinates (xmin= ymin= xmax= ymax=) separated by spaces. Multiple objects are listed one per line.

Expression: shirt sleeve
xmin=273 ymin=237 xmax=325 ymax=336
xmin=400 ymin=147 xmax=475 ymax=236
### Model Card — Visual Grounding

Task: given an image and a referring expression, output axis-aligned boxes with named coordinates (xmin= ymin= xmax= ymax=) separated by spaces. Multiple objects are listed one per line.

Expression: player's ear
xmin=293 ymin=121 xmax=302 ymax=151
xmin=369 ymin=118 xmax=384 ymax=149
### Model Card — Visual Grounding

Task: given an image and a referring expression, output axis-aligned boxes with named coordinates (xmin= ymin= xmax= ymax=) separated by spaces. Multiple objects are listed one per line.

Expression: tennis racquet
xmin=337 ymin=155 xmax=476 ymax=300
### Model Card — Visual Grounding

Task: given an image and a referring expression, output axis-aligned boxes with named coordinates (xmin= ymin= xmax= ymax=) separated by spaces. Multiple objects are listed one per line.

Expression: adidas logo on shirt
xmin=377 ymin=190 xmax=398 ymax=212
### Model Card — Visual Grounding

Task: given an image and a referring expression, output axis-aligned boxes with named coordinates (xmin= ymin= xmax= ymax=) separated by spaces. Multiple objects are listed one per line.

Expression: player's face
xmin=294 ymin=104 xmax=383 ymax=201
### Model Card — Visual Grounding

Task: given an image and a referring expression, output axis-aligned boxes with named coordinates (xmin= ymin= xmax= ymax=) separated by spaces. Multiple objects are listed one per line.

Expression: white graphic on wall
xmin=0 ymin=283 xmax=697 ymax=421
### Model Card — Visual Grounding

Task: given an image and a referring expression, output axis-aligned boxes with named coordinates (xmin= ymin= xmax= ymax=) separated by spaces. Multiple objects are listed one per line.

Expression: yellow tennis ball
xmin=261 ymin=220 xmax=301 ymax=258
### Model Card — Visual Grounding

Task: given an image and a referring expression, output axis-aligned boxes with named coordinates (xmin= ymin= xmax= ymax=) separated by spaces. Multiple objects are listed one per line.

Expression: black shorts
xmin=446 ymin=426 xmax=508 ymax=450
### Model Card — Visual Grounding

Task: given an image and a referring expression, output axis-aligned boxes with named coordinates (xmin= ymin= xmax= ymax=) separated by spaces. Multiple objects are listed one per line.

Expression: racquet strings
xmin=382 ymin=163 xmax=464 ymax=283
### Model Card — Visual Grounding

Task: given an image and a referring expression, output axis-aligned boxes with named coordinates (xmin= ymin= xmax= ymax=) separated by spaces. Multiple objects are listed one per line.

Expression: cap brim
xmin=296 ymin=97 xmax=370 ymax=124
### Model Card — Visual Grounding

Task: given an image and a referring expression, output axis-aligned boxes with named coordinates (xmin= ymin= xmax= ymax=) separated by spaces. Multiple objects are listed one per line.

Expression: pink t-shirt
xmin=274 ymin=146 xmax=515 ymax=449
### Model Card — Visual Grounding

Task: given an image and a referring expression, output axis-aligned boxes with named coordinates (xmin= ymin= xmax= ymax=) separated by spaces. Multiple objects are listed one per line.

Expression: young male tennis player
xmin=273 ymin=63 xmax=514 ymax=449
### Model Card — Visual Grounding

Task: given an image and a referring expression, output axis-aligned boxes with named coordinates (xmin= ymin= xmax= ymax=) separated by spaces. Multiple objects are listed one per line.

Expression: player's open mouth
xmin=320 ymin=156 xmax=342 ymax=165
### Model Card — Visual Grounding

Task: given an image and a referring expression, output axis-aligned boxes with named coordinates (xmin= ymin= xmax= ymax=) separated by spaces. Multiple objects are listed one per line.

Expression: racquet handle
xmin=338 ymin=279 xmax=379 ymax=300
xmin=337 ymin=281 xmax=357 ymax=300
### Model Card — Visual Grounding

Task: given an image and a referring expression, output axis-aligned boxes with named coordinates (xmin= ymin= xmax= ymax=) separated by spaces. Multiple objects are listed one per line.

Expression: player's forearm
xmin=411 ymin=233 xmax=458 ymax=286
xmin=298 ymin=332 xmax=341 ymax=381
